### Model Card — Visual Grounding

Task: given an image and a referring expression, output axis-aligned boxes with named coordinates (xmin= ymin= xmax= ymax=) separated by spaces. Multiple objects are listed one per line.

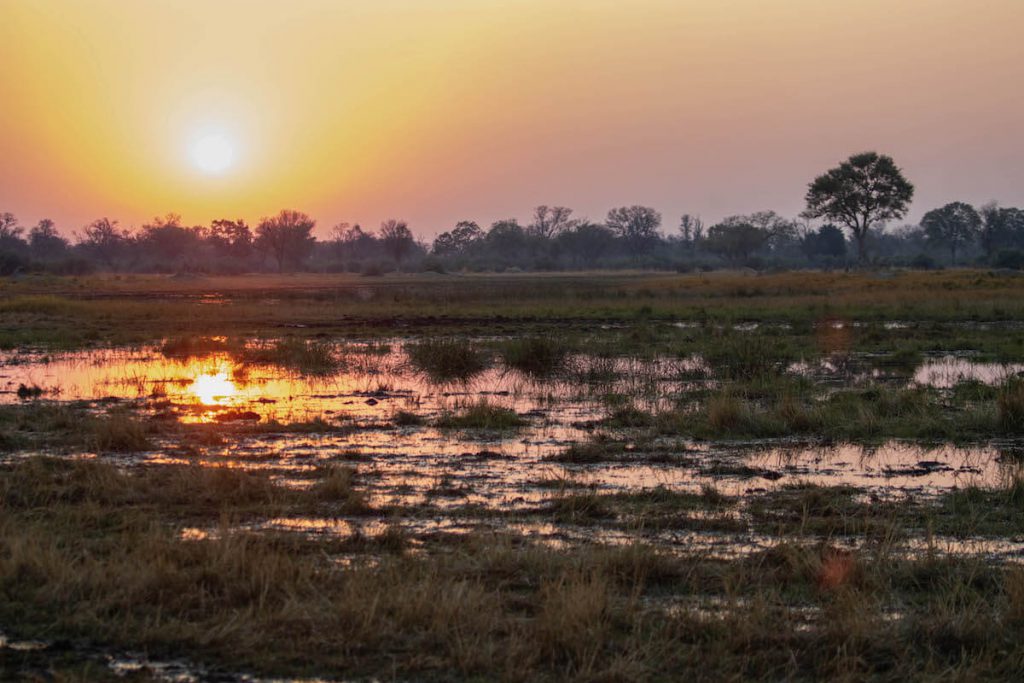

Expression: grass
xmin=998 ymin=377 xmax=1024 ymax=429
xmin=637 ymin=381 xmax=1022 ymax=442
xmin=6 ymin=457 xmax=1024 ymax=679
xmin=240 ymin=338 xmax=340 ymax=375
xmin=497 ymin=336 xmax=571 ymax=376
xmin=701 ymin=330 xmax=799 ymax=381
xmin=311 ymin=464 xmax=370 ymax=513
xmin=6 ymin=271 xmax=1024 ymax=677
xmin=405 ymin=337 xmax=490 ymax=381
xmin=434 ymin=401 xmax=528 ymax=429
xmin=8 ymin=270 xmax=1024 ymax=351
xmin=160 ymin=334 xmax=237 ymax=358
xmin=0 ymin=403 xmax=154 ymax=453
xmin=392 ymin=409 xmax=425 ymax=426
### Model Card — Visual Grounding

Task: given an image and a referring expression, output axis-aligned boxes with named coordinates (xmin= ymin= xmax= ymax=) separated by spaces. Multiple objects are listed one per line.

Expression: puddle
xmin=913 ymin=356 xmax=1024 ymax=388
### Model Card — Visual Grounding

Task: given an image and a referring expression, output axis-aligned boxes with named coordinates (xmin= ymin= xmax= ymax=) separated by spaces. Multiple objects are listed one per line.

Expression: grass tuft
xmin=497 ymin=336 xmax=570 ymax=377
xmin=434 ymin=401 xmax=527 ymax=430
xmin=406 ymin=337 xmax=490 ymax=381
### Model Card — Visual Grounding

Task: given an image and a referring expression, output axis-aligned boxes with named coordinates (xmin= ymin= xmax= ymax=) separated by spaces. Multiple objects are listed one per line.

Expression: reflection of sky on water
xmin=4 ymin=342 xmax=1024 ymax=562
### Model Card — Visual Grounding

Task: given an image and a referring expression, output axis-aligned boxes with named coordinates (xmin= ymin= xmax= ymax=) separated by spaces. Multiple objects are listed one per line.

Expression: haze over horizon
xmin=2 ymin=0 xmax=1022 ymax=238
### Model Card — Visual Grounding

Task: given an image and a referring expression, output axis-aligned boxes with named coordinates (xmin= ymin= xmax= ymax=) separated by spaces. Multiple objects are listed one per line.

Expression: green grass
xmin=7 ymin=270 xmax=1024 ymax=351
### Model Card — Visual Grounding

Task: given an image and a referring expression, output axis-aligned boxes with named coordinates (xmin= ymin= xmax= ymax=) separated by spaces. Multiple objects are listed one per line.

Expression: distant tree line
xmin=3 ymin=152 xmax=1023 ymax=276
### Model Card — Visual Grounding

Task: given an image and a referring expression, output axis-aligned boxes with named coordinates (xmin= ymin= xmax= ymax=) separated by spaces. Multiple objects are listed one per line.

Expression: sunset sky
xmin=1 ymin=0 xmax=1022 ymax=238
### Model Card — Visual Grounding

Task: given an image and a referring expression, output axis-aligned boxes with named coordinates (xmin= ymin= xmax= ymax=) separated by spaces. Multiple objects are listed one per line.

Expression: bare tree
xmin=527 ymin=205 xmax=577 ymax=239
xmin=78 ymin=217 xmax=127 ymax=268
xmin=679 ymin=214 xmax=704 ymax=250
xmin=0 ymin=212 xmax=22 ymax=240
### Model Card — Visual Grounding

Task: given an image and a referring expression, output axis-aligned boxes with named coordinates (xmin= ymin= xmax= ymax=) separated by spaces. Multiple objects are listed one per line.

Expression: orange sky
xmin=1 ymin=0 xmax=1022 ymax=237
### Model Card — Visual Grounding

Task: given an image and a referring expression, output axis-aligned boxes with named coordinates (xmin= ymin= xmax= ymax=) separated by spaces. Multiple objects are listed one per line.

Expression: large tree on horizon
xmin=803 ymin=152 xmax=914 ymax=264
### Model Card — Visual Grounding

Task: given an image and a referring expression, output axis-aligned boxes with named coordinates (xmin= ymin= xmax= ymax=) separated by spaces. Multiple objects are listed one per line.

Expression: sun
xmin=190 ymin=133 xmax=235 ymax=174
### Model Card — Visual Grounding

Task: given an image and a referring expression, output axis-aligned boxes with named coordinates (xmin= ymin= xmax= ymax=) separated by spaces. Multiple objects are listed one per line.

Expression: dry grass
xmin=3 ymin=457 xmax=1024 ymax=679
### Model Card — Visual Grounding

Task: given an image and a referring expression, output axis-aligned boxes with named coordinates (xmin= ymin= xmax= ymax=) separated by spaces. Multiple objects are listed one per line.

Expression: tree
xmin=920 ymin=202 xmax=981 ymax=265
xmin=704 ymin=216 xmax=770 ymax=264
xmin=28 ymin=219 xmax=69 ymax=260
xmin=979 ymin=204 xmax=1024 ymax=258
xmin=800 ymin=224 xmax=847 ymax=261
xmin=78 ymin=217 xmax=127 ymax=268
xmin=746 ymin=211 xmax=798 ymax=252
xmin=679 ymin=214 xmax=704 ymax=251
xmin=605 ymin=206 xmax=661 ymax=257
xmin=208 ymin=219 xmax=253 ymax=259
xmin=484 ymin=219 xmax=528 ymax=258
xmin=527 ymin=205 xmax=577 ymax=239
xmin=331 ymin=223 xmax=378 ymax=261
xmin=803 ymin=152 xmax=914 ymax=264
xmin=379 ymin=219 xmax=415 ymax=265
xmin=433 ymin=220 xmax=483 ymax=256
xmin=255 ymin=210 xmax=316 ymax=271
xmin=556 ymin=221 xmax=616 ymax=268
xmin=0 ymin=212 xmax=22 ymax=240
xmin=139 ymin=214 xmax=202 ymax=266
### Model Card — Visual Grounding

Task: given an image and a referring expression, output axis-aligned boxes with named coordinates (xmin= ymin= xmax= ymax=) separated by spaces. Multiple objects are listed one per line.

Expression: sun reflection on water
xmin=188 ymin=369 xmax=237 ymax=405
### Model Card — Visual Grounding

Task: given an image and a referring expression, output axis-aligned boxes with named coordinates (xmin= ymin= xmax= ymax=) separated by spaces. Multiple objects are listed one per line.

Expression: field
xmin=3 ymin=269 xmax=1024 ymax=681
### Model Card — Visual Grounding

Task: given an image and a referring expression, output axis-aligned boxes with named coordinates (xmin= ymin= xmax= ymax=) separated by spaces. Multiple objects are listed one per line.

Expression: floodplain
xmin=3 ymin=270 xmax=1024 ymax=681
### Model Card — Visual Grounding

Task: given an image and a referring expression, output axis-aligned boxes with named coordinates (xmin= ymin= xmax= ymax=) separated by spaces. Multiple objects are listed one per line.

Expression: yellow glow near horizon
xmin=1 ymin=0 xmax=1022 ymax=233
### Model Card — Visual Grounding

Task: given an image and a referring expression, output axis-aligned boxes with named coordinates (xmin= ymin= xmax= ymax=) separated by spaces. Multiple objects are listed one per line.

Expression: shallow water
xmin=3 ymin=340 xmax=1022 ymax=557
xmin=913 ymin=355 xmax=1024 ymax=388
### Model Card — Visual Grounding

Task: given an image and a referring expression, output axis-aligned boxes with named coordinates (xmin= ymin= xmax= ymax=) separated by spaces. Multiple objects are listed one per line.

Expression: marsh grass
xmin=702 ymin=331 xmax=799 ymax=381
xmin=5 ymin=458 xmax=1024 ymax=679
xmin=160 ymin=335 xmax=237 ymax=358
xmin=312 ymin=464 xmax=370 ymax=514
xmin=89 ymin=409 xmax=153 ymax=452
xmin=650 ymin=384 xmax=1008 ymax=441
xmin=406 ymin=337 xmax=490 ymax=381
xmin=241 ymin=338 xmax=340 ymax=375
xmin=497 ymin=336 xmax=570 ymax=377
xmin=434 ymin=401 xmax=527 ymax=429
xmin=997 ymin=378 xmax=1024 ymax=430
xmin=392 ymin=409 xmax=425 ymax=426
